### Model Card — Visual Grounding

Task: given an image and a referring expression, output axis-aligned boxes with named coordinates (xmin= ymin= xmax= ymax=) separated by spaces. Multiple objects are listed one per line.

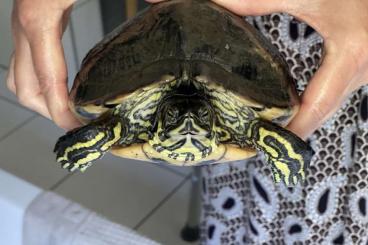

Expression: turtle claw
xmin=59 ymin=161 xmax=93 ymax=173
xmin=54 ymin=124 xmax=112 ymax=173
xmin=55 ymin=146 xmax=98 ymax=173
xmin=54 ymin=120 xmax=122 ymax=172
xmin=269 ymin=164 xmax=305 ymax=186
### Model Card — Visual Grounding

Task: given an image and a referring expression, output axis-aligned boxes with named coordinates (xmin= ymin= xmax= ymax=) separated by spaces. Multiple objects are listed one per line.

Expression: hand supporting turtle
xmin=206 ymin=0 xmax=368 ymax=139
xmin=7 ymin=0 xmax=80 ymax=130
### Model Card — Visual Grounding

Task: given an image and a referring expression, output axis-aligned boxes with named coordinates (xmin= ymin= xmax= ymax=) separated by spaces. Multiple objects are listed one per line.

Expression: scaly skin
xmin=247 ymin=119 xmax=313 ymax=186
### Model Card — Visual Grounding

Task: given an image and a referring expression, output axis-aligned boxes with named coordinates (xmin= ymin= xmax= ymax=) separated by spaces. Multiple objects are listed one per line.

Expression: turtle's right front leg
xmin=54 ymin=119 xmax=124 ymax=172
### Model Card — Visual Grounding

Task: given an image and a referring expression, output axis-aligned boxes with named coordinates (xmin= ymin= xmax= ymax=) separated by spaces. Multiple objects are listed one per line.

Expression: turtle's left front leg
xmin=54 ymin=118 xmax=124 ymax=172
xmin=246 ymin=118 xmax=314 ymax=186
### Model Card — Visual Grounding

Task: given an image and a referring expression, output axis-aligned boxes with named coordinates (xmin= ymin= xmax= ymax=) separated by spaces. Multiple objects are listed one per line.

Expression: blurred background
xmin=0 ymin=1 xmax=197 ymax=244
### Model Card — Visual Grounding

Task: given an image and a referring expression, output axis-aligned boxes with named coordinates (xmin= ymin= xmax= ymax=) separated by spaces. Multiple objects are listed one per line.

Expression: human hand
xmin=210 ymin=0 xmax=368 ymax=139
xmin=148 ymin=0 xmax=368 ymax=139
xmin=6 ymin=0 xmax=81 ymax=130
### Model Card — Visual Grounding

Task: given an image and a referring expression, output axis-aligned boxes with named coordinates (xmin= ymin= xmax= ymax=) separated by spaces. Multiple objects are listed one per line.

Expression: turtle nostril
xmin=185 ymin=118 xmax=193 ymax=130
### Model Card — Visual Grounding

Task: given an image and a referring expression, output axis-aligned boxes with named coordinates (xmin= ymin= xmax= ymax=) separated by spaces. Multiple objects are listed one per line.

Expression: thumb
xmin=287 ymin=48 xmax=355 ymax=139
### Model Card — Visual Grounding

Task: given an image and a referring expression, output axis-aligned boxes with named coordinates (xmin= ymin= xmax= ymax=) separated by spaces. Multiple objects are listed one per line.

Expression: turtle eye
xmin=165 ymin=107 xmax=179 ymax=125
xmin=198 ymin=107 xmax=211 ymax=125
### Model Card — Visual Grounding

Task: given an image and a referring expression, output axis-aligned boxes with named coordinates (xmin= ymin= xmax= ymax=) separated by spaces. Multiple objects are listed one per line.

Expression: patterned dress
xmin=200 ymin=14 xmax=368 ymax=245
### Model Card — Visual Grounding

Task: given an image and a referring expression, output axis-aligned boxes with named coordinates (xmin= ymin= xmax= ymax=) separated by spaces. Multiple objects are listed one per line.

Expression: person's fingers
xmin=287 ymin=47 xmax=356 ymax=139
xmin=210 ymin=0 xmax=328 ymax=35
xmin=12 ymin=0 xmax=80 ymax=130
xmin=19 ymin=10 xmax=80 ymax=130
xmin=146 ymin=0 xmax=318 ymax=34
xmin=211 ymin=0 xmax=301 ymax=16
xmin=28 ymin=29 xmax=80 ymax=129
xmin=13 ymin=28 xmax=51 ymax=119
xmin=6 ymin=55 xmax=16 ymax=94
xmin=146 ymin=0 xmax=298 ymax=14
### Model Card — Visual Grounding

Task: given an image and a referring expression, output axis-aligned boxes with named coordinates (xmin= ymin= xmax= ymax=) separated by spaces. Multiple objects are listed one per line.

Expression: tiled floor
xmin=0 ymin=1 xmax=200 ymax=243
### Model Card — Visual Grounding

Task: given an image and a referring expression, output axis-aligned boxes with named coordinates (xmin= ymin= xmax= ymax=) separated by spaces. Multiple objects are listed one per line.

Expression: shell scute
xmin=71 ymin=0 xmax=298 ymax=110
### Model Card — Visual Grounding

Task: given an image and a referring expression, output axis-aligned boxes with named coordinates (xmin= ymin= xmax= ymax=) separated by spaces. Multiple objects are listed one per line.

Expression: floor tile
xmin=0 ymin=116 xmax=69 ymax=189
xmin=70 ymin=0 xmax=103 ymax=65
xmin=0 ymin=98 xmax=34 ymax=139
xmin=138 ymin=180 xmax=199 ymax=245
xmin=152 ymin=162 xmax=194 ymax=178
xmin=55 ymin=154 xmax=187 ymax=228
xmin=0 ymin=0 xmax=13 ymax=66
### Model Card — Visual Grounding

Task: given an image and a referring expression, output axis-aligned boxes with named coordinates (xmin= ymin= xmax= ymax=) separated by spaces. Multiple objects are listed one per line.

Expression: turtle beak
xmin=180 ymin=113 xmax=201 ymax=135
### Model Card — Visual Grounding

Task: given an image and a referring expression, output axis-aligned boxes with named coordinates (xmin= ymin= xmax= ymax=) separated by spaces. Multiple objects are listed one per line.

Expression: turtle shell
xmin=70 ymin=0 xmax=298 ymax=115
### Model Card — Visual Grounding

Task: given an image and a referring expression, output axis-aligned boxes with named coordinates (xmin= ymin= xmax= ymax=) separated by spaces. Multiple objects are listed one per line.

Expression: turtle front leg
xmin=54 ymin=119 xmax=123 ymax=172
xmin=247 ymin=118 xmax=314 ymax=186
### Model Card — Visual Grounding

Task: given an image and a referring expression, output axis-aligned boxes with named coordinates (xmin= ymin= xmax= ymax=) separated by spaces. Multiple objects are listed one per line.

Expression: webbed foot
xmin=248 ymin=119 xmax=314 ymax=186
xmin=54 ymin=122 xmax=122 ymax=172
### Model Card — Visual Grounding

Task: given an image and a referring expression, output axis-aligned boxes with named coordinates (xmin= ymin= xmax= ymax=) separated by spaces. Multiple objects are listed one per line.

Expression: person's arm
xmin=7 ymin=0 xmax=80 ymax=130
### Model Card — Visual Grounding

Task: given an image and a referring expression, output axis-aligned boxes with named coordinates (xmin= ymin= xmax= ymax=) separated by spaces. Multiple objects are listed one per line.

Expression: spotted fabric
xmin=200 ymin=13 xmax=368 ymax=245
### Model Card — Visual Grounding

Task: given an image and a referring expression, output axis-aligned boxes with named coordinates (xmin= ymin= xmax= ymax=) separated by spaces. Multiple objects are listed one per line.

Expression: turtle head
xmin=150 ymin=95 xmax=218 ymax=163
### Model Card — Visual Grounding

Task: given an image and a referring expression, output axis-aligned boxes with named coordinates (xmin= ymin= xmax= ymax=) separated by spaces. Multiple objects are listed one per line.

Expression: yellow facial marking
xmin=150 ymin=117 xmax=218 ymax=163
xmin=122 ymin=80 xmax=177 ymax=131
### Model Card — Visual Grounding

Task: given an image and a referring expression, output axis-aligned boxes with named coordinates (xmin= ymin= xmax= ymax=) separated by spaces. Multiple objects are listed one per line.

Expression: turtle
xmin=54 ymin=0 xmax=314 ymax=186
